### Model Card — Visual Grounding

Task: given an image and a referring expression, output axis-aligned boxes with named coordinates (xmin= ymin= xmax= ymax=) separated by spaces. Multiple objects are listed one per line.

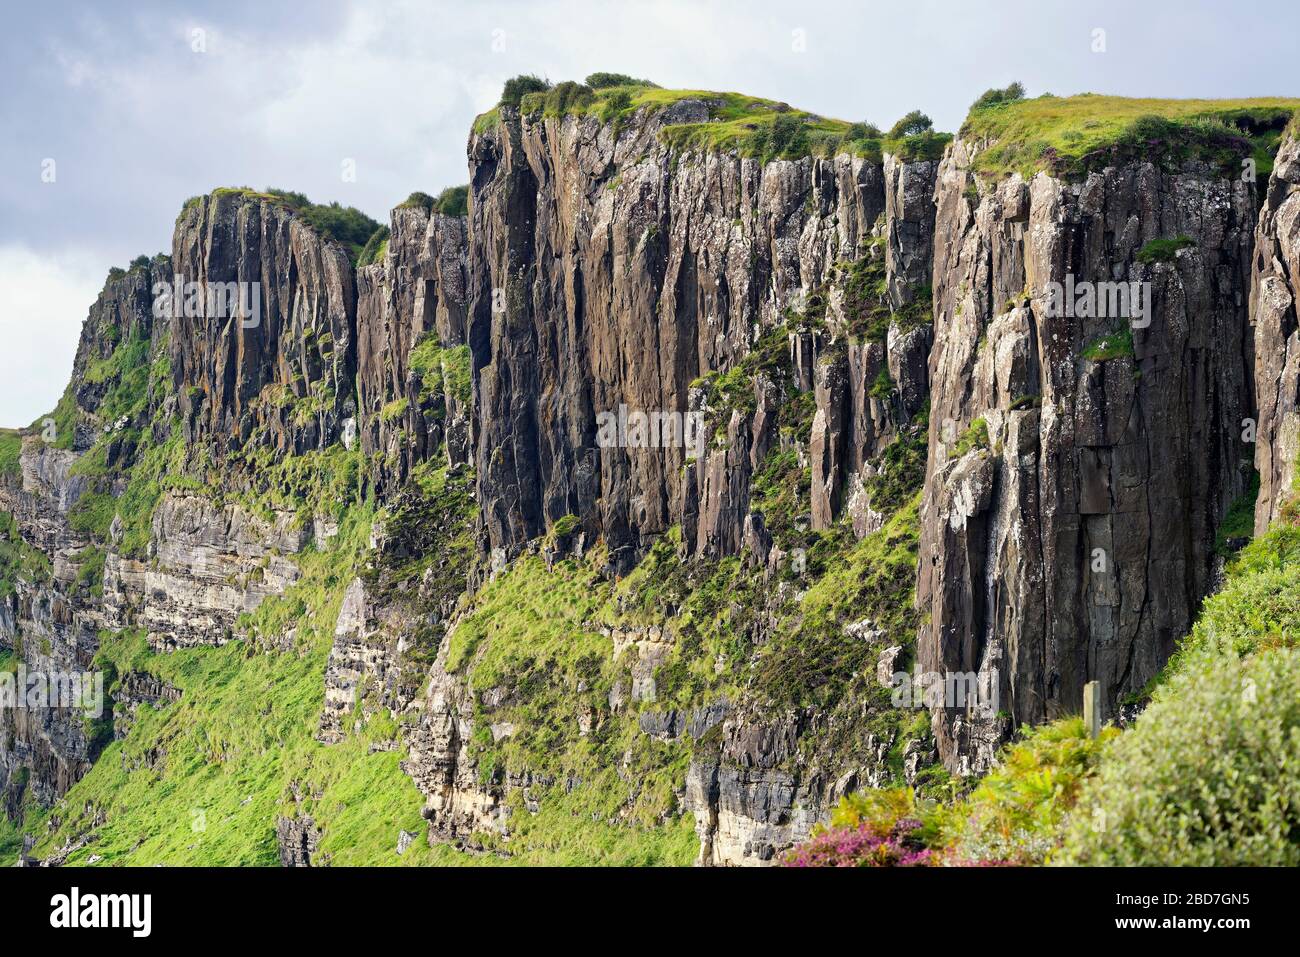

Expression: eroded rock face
xmin=467 ymin=105 xmax=894 ymax=571
xmin=355 ymin=205 xmax=471 ymax=491
xmin=170 ymin=191 xmax=357 ymax=460
xmin=1251 ymin=131 xmax=1300 ymax=529
xmin=104 ymin=492 xmax=306 ymax=651
xmin=919 ymin=141 xmax=1256 ymax=772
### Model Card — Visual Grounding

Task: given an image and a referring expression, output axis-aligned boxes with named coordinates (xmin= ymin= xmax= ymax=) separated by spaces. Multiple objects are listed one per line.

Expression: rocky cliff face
xmin=1251 ymin=131 xmax=1300 ymax=529
xmin=466 ymin=104 xmax=930 ymax=572
xmin=170 ymin=191 xmax=357 ymax=461
xmin=5 ymin=89 xmax=1293 ymax=867
xmin=355 ymin=203 xmax=471 ymax=491
xmin=919 ymin=142 xmax=1256 ymax=772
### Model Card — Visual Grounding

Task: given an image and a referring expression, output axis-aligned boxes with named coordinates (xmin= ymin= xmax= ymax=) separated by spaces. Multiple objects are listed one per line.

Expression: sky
xmin=2 ymin=0 xmax=1297 ymax=426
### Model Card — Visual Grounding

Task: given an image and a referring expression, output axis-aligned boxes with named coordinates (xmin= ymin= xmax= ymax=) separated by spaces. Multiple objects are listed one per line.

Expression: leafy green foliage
xmin=1136 ymin=235 xmax=1195 ymax=264
xmin=499 ymin=74 xmax=550 ymax=108
xmin=887 ymin=109 xmax=933 ymax=138
xmin=1216 ymin=471 xmax=1259 ymax=555
xmin=432 ymin=185 xmax=468 ymax=217
xmin=585 ymin=72 xmax=657 ymax=89
xmin=1059 ymin=645 xmax=1300 ymax=865
xmin=949 ymin=719 xmax=1116 ymax=864
xmin=969 ymin=81 xmax=1026 ymax=113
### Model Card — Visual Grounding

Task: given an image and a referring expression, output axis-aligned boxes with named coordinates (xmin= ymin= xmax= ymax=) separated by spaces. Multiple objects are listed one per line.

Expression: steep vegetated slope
xmin=1 ymin=77 xmax=1297 ymax=866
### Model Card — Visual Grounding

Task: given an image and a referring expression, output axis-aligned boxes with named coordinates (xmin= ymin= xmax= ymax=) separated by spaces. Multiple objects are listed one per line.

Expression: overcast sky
xmin=2 ymin=0 xmax=1297 ymax=426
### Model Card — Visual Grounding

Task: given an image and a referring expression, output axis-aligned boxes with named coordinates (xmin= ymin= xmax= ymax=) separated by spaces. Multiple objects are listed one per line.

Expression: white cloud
xmin=0 ymin=245 xmax=102 ymax=427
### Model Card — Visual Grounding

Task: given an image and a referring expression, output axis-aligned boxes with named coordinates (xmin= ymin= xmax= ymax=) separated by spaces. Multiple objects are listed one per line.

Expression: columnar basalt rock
xmin=170 ymin=191 xmax=358 ymax=459
xmin=466 ymin=104 xmax=939 ymax=569
xmin=1251 ymin=131 xmax=1300 ymax=530
xmin=355 ymin=204 xmax=471 ymax=491
xmin=919 ymin=141 xmax=1256 ymax=773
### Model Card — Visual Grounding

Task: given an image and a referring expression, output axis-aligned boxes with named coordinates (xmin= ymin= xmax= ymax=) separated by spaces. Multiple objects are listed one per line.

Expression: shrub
xmin=399 ymin=191 xmax=435 ymax=212
xmin=500 ymin=74 xmax=550 ymax=108
xmin=128 ymin=254 xmax=152 ymax=272
xmin=785 ymin=817 xmax=933 ymax=866
xmin=600 ymin=89 xmax=634 ymax=124
xmin=970 ymin=82 xmax=1026 ymax=112
xmin=1136 ymin=235 xmax=1195 ymax=264
xmin=949 ymin=719 xmax=1116 ymax=864
xmin=887 ymin=110 xmax=933 ymax=139
xmin=432 ymin=185 xmax=469 ymax=217
xmin=1058 ymin=646 xmax=1300 ymax=865
xmin=585 ymin=72 xmax=655 ymax=89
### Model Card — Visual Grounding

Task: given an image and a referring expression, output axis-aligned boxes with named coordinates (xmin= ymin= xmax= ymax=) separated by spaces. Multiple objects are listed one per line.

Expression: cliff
xmin=2 ymin=83 xmax=1297 ymax=867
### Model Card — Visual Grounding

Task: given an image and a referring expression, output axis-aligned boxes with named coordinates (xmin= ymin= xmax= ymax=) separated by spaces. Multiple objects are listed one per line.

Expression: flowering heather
xmin=784 ymin=817 xmax=933 ymax=867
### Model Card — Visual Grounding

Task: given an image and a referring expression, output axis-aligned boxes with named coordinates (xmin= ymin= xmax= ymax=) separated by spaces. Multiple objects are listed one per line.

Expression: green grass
xmin=0 ymin=430 xmax=20 ymax=476
xmin=962 ymin=94 xmax=1300 ymax=180
xmin=356 ymin=226 xmax=390 ymax=268
xmin=0 ymin=510 xmax=52 ymax=600
xmin=949 ymin=417 xmax=989 ymax=459
xmin=409 ymin=339 xmax=472 ymax=406
xmin=479 ymin=82 xmax=951 ymax=164
xmin=1081 ymin=327 xmax=1135 ymax=362
xmin=1216 ymin=471 xmax=1260 ymax=555
xmin=17 ymin=502 xmax=474 ymax=866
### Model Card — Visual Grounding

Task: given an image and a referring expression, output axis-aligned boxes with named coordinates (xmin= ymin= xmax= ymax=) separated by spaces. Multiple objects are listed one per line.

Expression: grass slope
xmin=963 ymin=93 xmax=1300 ymax=180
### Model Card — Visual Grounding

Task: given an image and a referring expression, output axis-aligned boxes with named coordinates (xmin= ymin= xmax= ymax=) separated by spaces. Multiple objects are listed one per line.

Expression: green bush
xmin=432 ymin=185 xmax=469 ymax=217
xmin=1136 ymin=235 xmax=1195 ymax=264
xmin=950 ymin=719 xmax=1116 ymax=864
xmin=887 ymin=110 xmax=933 ymax=139
xmin=399 ymin=191 xmax=434 ymax=212
xmin=1058 ymin=646 xmax=1300 ymax=865
xmin=500 ymin=74 xmax=550 ymax=108
xmin=970 ymin=82 xmax=1026 ymax=112
xmin=585 ymin=72 xmax=656 ymax=89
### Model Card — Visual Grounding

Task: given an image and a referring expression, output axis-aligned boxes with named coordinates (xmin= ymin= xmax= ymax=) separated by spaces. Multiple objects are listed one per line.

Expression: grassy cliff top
xmin=962 ymin=93 xmax=1300 ymax=180
xmin=475 ymin=78 xmax=952 ymax=164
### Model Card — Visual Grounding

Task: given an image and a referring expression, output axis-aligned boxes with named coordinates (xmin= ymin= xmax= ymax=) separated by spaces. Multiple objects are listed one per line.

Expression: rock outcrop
xmin=355 ymin=203 xmax=471 ymax=491
xmin=170 ymin=191 xmax=358 ymax=461
xmin=467 ymin=103 xmax=929 ymax=572
xmin=919 ymin=143 xmax=1256 ymax=772
xmin=1251 ymin=130 xmax=1300 ymax=529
